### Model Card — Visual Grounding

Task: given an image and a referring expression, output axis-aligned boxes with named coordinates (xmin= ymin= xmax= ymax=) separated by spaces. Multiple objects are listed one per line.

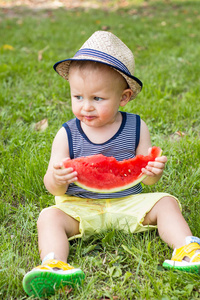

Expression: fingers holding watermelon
xmin=141 ymin=153 xmax=167 ymax=184
xmin=53 ymin=160 xmax=78 ymax=185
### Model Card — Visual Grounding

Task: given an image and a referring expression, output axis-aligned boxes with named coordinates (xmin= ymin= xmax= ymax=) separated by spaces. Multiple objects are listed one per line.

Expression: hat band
xmin=74 ymin=49 xmax=131 ymax=76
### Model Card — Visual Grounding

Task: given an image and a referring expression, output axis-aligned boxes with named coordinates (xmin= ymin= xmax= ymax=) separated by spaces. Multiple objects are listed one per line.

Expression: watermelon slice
xmin=63 ymin=146 xmax=162 ymax=193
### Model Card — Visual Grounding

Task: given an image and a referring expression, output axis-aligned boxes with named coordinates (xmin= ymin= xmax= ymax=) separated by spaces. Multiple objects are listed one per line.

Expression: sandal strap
xmin=34 ymin=259 xmax=74 ymax=271
xmin=190 ymin=251 xmax=200 ymax=263
xmin=172 ymin=243 xmax=200 ymax=262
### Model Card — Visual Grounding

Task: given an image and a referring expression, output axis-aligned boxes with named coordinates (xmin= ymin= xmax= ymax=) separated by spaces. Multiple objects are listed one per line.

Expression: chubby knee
xmin=143 ymin=196 xmax=180 ymax=226
xmin=37 ymin=207 xmax=79 ymax=237
xmin=37 ymin=207 xmax=62 ymax=229
xmin=152 ymin=196 xmax=181 ymax=215
xmin=158 ymin=196 xmax=180 ymax=209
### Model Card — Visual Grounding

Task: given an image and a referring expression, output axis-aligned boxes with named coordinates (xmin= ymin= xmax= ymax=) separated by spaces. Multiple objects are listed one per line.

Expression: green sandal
xmin=163 ymin=242 xmax=200 ymax=274
xmin=23 ymin=259 xmax=85 ymax=298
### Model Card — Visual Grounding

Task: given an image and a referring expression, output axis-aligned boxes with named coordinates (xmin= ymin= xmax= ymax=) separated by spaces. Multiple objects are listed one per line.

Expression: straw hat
xmin=53 ymin=31 xmax=142 ymax=100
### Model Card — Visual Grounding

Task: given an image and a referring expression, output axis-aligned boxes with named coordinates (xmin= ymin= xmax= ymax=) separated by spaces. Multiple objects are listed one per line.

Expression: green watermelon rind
xmin=71 ymin=147 xmax=162 ymax=193
xmin=73 ymin=173 xmax=147 ymax=193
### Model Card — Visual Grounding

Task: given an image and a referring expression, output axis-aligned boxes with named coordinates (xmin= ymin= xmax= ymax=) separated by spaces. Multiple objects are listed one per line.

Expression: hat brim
xmin=53 ymin=58 xmax=142 ymax=100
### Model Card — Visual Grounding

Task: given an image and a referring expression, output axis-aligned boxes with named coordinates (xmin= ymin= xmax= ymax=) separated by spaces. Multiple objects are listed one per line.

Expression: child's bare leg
xmin=37 ymin=207 xmax=80 ymax=262
xmin=143 ymin=196 xmax=192 ymax=249
xmin=23 ymin=208 xmax=84 ymax=298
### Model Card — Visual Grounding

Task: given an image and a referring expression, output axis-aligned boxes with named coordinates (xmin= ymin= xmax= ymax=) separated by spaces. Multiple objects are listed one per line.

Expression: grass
xmin=0 ymin=0 xmax=200 ymax=298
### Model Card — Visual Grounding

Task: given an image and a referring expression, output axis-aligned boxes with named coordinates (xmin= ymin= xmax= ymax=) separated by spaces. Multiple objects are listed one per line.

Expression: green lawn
xmin=0 ymin=1 xmax=200 ymax=299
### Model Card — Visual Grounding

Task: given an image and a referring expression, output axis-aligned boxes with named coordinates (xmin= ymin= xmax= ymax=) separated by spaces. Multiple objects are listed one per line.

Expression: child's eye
xmin=75 ymin=96 xmax=83 ymax=100
xmin=94 ymin=97 xmax=103 ymax=101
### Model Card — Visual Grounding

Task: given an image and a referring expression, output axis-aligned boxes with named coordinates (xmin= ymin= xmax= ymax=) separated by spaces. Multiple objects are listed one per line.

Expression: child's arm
xmin=136 ymin=119 xmax=167 ymax=185
xmin=43 ymin=127 xmax=78 ymax=196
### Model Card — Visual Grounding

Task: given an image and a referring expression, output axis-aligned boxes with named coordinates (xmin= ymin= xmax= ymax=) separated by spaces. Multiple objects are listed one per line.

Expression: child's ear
xmin=120 ymin=89 xmax=133 ymax=106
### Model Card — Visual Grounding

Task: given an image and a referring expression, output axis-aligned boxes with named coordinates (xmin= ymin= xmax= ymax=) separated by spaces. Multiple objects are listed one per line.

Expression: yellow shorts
xmin=52 ymin=193 xmax=180 ymax=241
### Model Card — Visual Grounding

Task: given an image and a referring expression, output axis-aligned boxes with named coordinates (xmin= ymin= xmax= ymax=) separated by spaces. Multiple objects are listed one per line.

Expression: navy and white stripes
xmin=74 ymin=49 xmax=131 ymax=76
xmin=62 ymin=112 xmax=142 ymax=199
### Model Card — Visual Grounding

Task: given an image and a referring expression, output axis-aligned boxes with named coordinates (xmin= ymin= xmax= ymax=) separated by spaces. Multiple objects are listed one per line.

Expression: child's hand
xmin=142 ymin=155 xmax=167 ymax=177
xmin=141 ymin=148 xmax=167 ymax=185
xmin=53 ymin=159 xmax=78 ymax=186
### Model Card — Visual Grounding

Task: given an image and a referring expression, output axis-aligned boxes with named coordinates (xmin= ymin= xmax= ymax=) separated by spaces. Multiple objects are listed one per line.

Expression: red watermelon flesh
xmin=63 ymin=146 xmax=162 ymax=193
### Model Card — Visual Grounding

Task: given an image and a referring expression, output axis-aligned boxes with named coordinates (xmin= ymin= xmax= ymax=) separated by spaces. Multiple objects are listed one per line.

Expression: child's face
xmin=68 ymin=64 xmax=132 ymax=128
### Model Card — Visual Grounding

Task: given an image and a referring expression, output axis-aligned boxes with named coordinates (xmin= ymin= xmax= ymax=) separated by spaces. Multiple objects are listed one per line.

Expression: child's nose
xmin=83 ymin=100 xmax=93 ymax=111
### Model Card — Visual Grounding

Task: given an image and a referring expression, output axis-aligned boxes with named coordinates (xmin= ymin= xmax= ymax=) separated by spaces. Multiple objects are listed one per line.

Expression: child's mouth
xmin=84 ymin=116 xmax=96 ymax=120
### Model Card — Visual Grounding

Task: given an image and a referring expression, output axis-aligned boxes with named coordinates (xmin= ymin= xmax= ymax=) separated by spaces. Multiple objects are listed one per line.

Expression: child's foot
xmin=23 ymin=259 xmax=85 ymax=298
xmin=163 ymin=237 xmax=200 ymax=274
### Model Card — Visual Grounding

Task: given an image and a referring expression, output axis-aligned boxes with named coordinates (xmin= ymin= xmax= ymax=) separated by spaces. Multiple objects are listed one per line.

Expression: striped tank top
xmin=62 ymin=111 xmax=142 ymax=199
